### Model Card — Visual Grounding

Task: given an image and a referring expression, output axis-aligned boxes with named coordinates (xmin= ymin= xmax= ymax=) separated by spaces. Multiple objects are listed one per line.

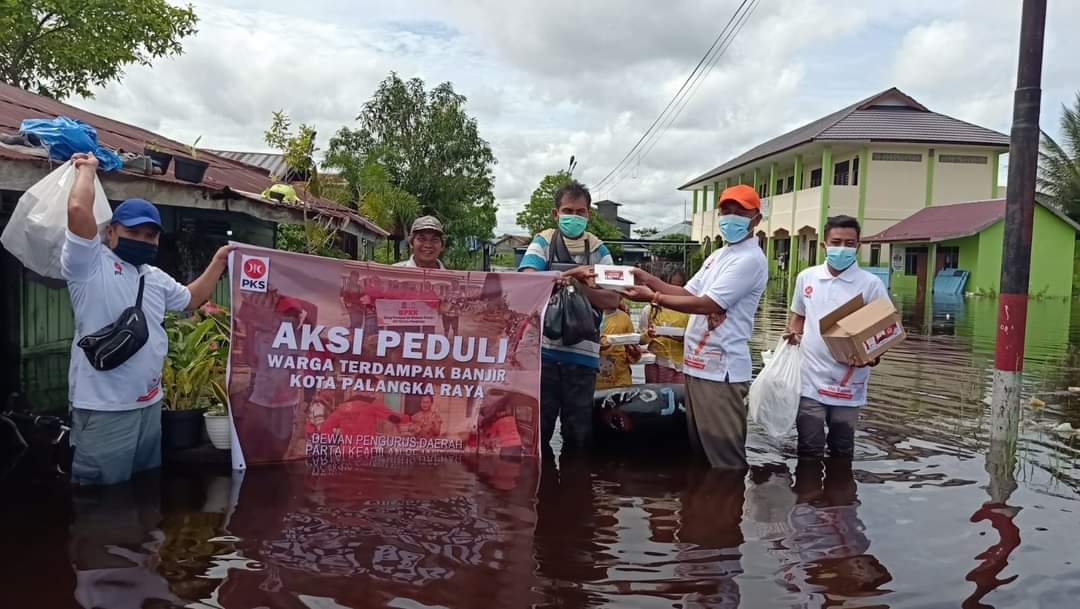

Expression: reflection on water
xmin=2 ymin=287 xmax=1080 ymax=609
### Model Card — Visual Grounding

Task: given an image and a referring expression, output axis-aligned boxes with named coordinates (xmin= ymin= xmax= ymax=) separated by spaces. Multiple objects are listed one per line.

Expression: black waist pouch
xmin=77 ymin=275 xmax=149 ymax=371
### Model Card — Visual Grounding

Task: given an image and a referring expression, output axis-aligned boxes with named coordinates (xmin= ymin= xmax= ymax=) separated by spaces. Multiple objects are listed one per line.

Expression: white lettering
xmin=271 ymin=322 xmax=297 ymax=350
xmin=300 ymin=324 xmax=326 ymax=351
xmin=377 ymin=331 xmax=401 ymax=356
xmin=426 ymin=334 xmax=450 ymax=360
xmin=326 ymin=326 xmax=350 ymax=354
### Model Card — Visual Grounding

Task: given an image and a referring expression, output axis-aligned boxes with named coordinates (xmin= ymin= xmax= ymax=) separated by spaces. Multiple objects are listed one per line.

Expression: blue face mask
xmin=558 ymin=214 xmax=588 ymax=238
xmin=718 ymin=214 xmax=752 ymax=243
xmin=113 ymin=237 xmax=158 ymax=267
xmin=825 ymin=246 xmax=858 ymax=271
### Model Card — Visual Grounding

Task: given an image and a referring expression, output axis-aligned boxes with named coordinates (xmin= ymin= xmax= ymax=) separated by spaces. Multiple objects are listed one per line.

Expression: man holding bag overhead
xmin=784 ymin=215 xmax=890 ymax=459
xmin=62 ymin=153 xmax=231 ymax=485
xmin=623 ymin=185 xmax=768 ymax=469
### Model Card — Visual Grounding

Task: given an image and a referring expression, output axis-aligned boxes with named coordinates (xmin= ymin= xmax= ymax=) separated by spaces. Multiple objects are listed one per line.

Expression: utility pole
xmin=991 ymin=0 xmax=1047 ymax=441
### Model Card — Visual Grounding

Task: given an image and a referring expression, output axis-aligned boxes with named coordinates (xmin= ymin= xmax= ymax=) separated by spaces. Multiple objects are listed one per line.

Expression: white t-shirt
xmin=61 ymin=231 xmax=191 ymax=411
xmin=393 ymin=256 xmax=445 ymax=268
xmin=790 ymin=264 xmax=891 ymax=407
xmin=682 ymin=238 xmax=769 ymax=382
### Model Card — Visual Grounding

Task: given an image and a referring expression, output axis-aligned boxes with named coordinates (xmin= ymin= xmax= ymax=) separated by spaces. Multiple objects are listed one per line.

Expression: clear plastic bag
xmin=748 ymin=338 xmax=801 ymax=437
xmin=0 ymin=161 xmax=112 ymax=279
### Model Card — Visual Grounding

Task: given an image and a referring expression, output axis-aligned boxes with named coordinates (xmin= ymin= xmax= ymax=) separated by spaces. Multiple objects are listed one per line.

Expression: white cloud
xmin=69 ymin=0 xmax=1079 ymax=236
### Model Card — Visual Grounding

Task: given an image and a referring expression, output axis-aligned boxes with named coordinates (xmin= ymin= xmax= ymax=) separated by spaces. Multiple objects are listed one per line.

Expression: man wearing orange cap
xmin=623 ymin=184 xmax=768 ymax=469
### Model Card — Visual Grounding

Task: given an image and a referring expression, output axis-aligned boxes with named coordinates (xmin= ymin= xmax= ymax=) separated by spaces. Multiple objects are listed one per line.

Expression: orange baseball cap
xmin=718 ymin=184 xmax=761 ymax=210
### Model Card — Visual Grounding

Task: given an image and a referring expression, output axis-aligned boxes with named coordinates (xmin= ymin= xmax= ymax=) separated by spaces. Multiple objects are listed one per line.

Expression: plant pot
xmin=144 ymin=147 xmax=173 ymax=173
xmin=204 ymin=413 xmax=232 ymax=450
xmin=174 ymin=156 xmax=210 ymax=183
xmin=162 ymin=408 xmax=207 ymax=451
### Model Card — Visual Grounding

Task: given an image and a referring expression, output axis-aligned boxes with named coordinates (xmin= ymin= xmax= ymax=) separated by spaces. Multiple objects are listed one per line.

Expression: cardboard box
xmin=819 ymin=294 xmax=906 ymax=365
xmin=594 ymin=264 xmax=635 ymax=290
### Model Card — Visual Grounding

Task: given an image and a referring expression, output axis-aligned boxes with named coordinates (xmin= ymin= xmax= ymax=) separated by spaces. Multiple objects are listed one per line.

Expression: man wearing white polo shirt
xmin=784 ymin=215 xmax=891 ymax=458
xmin=624 ymin=184 xmax=768 ymax=469
xmin=63 ymin=153 xmax=231 ymax=485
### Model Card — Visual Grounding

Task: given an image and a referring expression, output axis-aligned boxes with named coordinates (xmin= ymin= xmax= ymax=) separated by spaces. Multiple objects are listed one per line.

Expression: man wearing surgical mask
xmin=783 ymin=215 xmax=891 ymax=459
xmin=623 ymin=184 xmax=768 ymax=469
xmin=62 ymin=152 xmax=231 ymax=485
xmin=519 ymin=179 xmax=620 ymax=453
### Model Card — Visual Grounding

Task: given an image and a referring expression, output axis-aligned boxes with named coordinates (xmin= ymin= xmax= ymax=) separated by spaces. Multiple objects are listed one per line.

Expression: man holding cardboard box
xmin=623 ymin=184 xmax=768 ymax=469
xmin=784 ymin=215 xmax=901 ymax=458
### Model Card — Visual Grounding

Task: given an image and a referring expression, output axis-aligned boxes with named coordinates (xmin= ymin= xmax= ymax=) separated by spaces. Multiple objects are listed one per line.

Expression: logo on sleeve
xmin=804 ymin=285 xmax=813 ymax=298
xmin=240 ymin=256 xmax=270 ymax=292
xmin=113 ymin=262 xmax=123 ymax=275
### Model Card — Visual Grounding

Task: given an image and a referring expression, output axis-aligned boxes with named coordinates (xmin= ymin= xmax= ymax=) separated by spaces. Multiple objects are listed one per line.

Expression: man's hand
xmin=626 ymin=344 xmax=642 ymax=362
xmin=707 ymin=312 xmax=727 ymax=330
xmin=846 ymin=355 xmax=880 ymax=368
xmin=562 ymin=265 xmax=597 ymax=287
xmin=72 ymin=152 xmax=99 ymax=173
xmin=631 ymin=267 xmax=659 ymax=289
xmin=620 ymin=285 xmax=655 ymax=302
xmin=211 ymin=244 xmax=234 ymax=267
xmin=186 ymin=244 xmax=237 ymax=310
xmin=783 ymin=330 xmax=802 ymax=345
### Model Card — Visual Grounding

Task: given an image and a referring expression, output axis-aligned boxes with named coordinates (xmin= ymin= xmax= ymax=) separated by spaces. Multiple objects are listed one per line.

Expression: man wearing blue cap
xmin=62 ymin=152 xmax=231 ymax=485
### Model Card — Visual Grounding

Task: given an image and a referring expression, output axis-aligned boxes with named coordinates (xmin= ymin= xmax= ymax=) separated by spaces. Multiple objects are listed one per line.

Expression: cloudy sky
xmin=76 ymin=0 xmax=1079 ymax=235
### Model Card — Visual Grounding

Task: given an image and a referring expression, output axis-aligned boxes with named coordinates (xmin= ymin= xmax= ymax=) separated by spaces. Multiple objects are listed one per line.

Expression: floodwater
xmin=3 ymin=285 xmax=1080 ymax=609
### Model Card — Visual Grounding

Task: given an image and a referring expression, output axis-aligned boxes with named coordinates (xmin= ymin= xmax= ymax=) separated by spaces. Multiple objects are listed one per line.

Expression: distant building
xmin=594 ymin=200 xmax=635 ymax=239
xmin=864 ymin=198 xmax=1079 ymax=299
xmin=654 ymin=220 xmax=692 ymax=238
xmin=493 ymin=234 xmax=531 ymax=256
xmin=679 ymin=87 xmax=1009 ymax=280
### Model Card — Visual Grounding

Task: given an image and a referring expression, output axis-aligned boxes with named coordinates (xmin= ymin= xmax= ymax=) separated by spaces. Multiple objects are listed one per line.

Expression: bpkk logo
xmin=240 ymin=255 xmax=269 ymax=292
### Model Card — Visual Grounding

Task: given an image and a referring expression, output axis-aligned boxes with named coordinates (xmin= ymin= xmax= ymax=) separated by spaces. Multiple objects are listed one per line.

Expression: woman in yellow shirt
xmin=640 ymin=270 xmax=689 ymax=384
xmin=597 ymin=305 xmax=641 ymax=389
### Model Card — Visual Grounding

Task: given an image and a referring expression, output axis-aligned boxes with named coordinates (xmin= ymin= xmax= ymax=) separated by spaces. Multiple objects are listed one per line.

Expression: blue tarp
xmin=19 ymin=116 xmax=123 ymax=172
xmin=934 ymin=268 xmax=970 ymax=296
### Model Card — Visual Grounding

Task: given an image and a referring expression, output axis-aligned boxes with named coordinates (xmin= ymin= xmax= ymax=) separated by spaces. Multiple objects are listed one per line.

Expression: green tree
xmin=355 ymin=153 xmax=421 ymax=261
xmin=1039 ymin=92 xmax=1080 ymax=221
xmin=515 ymin=170 xmax=623 ymax=248
xmin=635 ymin=226 xmax=659 ymax=239
xmin=648 ymin=232 xmax=693 ymax=260
xmin=324 ymin=73 xmax=497 ymax=243
xmin=0 ymin=0 xmax=198 ymax=99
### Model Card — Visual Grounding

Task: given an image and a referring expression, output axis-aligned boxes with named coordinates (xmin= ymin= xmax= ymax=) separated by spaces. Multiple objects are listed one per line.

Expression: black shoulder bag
xmin=542 ymin=231 xmax=601 ymax=345
xmin=77 ymin=275 xmax=150 ymax=371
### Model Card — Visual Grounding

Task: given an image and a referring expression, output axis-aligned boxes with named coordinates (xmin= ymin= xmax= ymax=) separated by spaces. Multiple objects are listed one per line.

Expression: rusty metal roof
xmin=206 ymin=149 xmax=290 ymax=179
xmin=863 ymin=198 xmax=1080 ymax=243
xmin=0 ymin=83 xmax=387 ymax=237
xmin=679 ymin=87 xmax=1010 ymax=190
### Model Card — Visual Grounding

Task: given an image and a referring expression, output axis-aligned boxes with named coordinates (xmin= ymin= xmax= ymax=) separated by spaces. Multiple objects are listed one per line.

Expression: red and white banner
xmin=226 ymin=245 xmax=555 ymax=467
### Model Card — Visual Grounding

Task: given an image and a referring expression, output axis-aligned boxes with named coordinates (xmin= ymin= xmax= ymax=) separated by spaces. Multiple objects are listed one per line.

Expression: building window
xmin=873 ymin=152 xmax=922 ymax=162
xmin=786 ymin=176 xmax=795 ymax=192
xmin=758 ymin=182 xmax=768 ymax=198
xmin=852 ymin=156 xmax=860 ymax=186
xmin=834 ymin=160 xmax=850 ymax=186
xmin=938 ymin=246 xmax=960 ymax=269
xmin=870 ymin=244 xmax=881 ymax=267
xmin=905 ymin=249 xmax=920 ymax=276
xmin=808 ymin=240 xmax=818 ymax=265
xmin=939 ymin=154 xmax=988 ymax=164
xmin=775 ymin=179 xmax=784 ymax=195
xmin=810 ymin=168 xmax=822 ymax=188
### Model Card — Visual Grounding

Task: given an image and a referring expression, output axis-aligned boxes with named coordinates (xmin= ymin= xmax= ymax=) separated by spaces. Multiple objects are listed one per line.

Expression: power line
xmin=595 ymin=0 xmax=759 ymax=196
xmin=600 ymin=0 xmax=760 ymax=196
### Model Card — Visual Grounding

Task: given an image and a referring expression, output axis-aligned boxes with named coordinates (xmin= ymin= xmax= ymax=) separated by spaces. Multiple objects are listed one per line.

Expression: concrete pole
xmin=991 ymin=0 xmax=1046 ymax=442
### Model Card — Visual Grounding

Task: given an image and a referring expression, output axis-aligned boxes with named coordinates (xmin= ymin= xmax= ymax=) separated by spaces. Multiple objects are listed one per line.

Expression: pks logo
xmin=240 ymin=255 xmax=270 ymax=292
xmin=804 ymin=285 xmax=813 ymax=297
xmin=113 ymin=262 xmax=123 ymax=275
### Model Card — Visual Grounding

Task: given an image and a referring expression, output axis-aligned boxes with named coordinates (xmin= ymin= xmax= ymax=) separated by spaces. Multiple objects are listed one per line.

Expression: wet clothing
xmin=796 ymin=397 xmax=860 ymax=458
xmin=684 ymin=375 xmax=750 ymax=469
xmin=790 ymin=263 xmax=890 ymax=407
xmin=70 ymin=402 xmax=162 ymax=486
xmin=596 ymin=310 xmax=637 ymax=389
xmin=644 ymin=363 xmax=685 ymax=384
xmin=539 ymin=360 xmax=597 ymax=451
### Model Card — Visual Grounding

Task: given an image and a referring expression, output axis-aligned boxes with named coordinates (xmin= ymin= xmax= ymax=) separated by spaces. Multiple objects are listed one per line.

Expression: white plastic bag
xmin=0 ymin=161 xmax=111 ymax=279
xmin=748 ymin=338 xmax=801 ymax=437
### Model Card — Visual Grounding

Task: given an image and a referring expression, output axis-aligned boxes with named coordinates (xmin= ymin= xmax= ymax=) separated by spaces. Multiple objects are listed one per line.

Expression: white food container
xmin=605 ymin=333 xmax=641 ymax=346
xmin=638 ymin=352 xmax=657 ymax=365
xmin=654 ymin=325 xmax=685 ymax=337
xmin=595 ymin=264 xmax=635 ymax=290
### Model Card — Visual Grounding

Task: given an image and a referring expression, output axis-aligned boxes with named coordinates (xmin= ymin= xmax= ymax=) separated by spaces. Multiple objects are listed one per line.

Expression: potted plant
xmin=173 ymin=136 xmax=210 ymax=183
xmin=144 ymin=140 xmax=174 ymax=173
xmin=161 ymin=303 xmax=230 ymax=450
xmin=203 ymin=401 xmax=231 ymax=450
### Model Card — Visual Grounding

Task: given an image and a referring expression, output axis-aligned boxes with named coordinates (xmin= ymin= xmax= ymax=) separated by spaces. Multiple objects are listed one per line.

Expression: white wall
xmin=933 ymin=148 xmax=998 ymax=204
